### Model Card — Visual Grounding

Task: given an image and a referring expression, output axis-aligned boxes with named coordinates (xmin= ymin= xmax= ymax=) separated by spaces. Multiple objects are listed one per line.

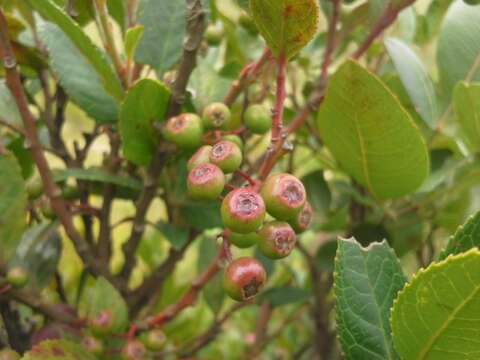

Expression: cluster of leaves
xmin=0 ymin=0 xmax=479 ymax=359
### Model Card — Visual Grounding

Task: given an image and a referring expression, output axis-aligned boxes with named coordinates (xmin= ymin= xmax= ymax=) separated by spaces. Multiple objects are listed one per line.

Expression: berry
xmin=221 ymin=188 xmax=265 ymax=233
xmin=203 ymin=102 xmax=231 ymax=129
xmin=223 ymin=257 xmax=266 ymax=301
xmin=244 ymin=104 xmax=272 ymax=135
xmin=222 ymin=134 xmax=244 ymax=151
xmin=229 ymin=232 xmax=260 ymax=249
xmin=82 ymin=336 xmax=104 ymax=356
xmin=289 ymin=202 xmax=313 ymax=233
xmin=187 ymin=145 xmax=212 ymax=172
xmin=163 ymin=113 xmax=203 ymax=149
xmin=6 ymin=266 xmax=28 ymax=288
xmin=26 ymin=176 xmax=43 ymax=200
xmin=209 ymin=140 xmax=242 ymax=174
xmin=121 ymin=340 xmax=146 ymax=360
xmin=89 ymin=310 xmax=114 ymax=337
xmin=257 ymin=221 xmax=297 ymax=259
xmin=187 ymin=163 xmax=225 ymax=201
xmin=0 ymin=349 xmax=20 ymax=360
xmin=204 ymin=23 xmax=224 ymax=46
xmin=239 ymin=11 xmax=258 ymax=35
xmin=260 ymin=173 xmax=307 ymax=220
xmin=142 ymin=329 xmax=166 ymax=351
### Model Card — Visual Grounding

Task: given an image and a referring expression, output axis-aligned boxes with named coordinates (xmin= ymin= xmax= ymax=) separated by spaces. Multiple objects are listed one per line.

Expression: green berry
xmin=82 ymin=336 xmax=104 ymax=356
xmin=203 ymin=102 xmax=231 ymax=129
xmin=142 ymin=329 xmax=166 ymax=351
xmin=224 ymin=257 xmax=267 ymax=301
xmin=257 ymin=221 xmax=297 ymax=259
xmin=121 ymin=340 xmax=146 ymax=360
xmin=6 ymin=266 xmax=28 ymax=288
xmin=238 ymin=11 xmax=258 ymax=35
xmin=289 ymin=202 xmax=313 ymax=233
xmin=187 ymin=163 xmax=225 ymax=201
xmin=221 ymin=188 xmax=265 ymax=233
xmin=26 ymin=176 xmax=43 ymax=200
xmin=0 ymin=349 xmax=20 ymax=360
xmin=244 ymin=104 xmax=272 ymax=134
xmin=89 ymin=310 xmax=114 ymax=337
xmin=204 ymin=23 xmax=224 ymax=46
xmin=209 ymin=140 xmax=242 ymax=174
xmin=222 ymin=134 xmax=244 ymax=151
xmin=229 ymin=232 xmax=260 ymax=249
xmin=163 ymin=113 xmax=203 ymax=149
xmin=187 ymin=145 xmax=212 ymax=172
xmin=260 ymin=173 xmax=307 ymax=220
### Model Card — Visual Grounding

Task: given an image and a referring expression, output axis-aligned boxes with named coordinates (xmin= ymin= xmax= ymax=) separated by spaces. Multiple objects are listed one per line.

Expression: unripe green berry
xmin=209 ymin=140 xmax=242 ymax=174
xmin=260 ymin=173 xmax=307 ymax=220
xmin=6 ymin=266 xmax=28 ymax=288
xmin=203 ymin=103 xmax=231 ymax=129
xmin=289 ymin=202 xmax=313 ymax=233
xmin=82 ymin=336 xmax=104 ymax=356
xmin=187 ymin=145 xmax=212 ymax=172
xmin=89 ymin=310 xmax=114 ymax=337
xmin=229 ymin=232 xmax=260 ymax=249
xmin=257 ymin=221 xmax=297 ymax=259
xmin=26 ymin=176 xmax=43 ymax=200
xmin=163 ymin=113 xmax=203 ymax=149
xmin=238 ymin=11 xmax=258 ymax=35
xmin=142 ymin=329 xmax=166 ymax=351
xmin=0 ymin=349 xmax=20 ymax=360
xmin=187 ymin=163 xmax=225 ymax=201
xmin=224 ymin=257 xmax=266 ymax=301
xmin=221 ymin=188 xmax=265 ymax=233
xmin=121 ymin=340 xmax=146 ymax=360
xmin=204 ymin=23 xmax=224 ymax=46
xmin=222 ymin=135 xmax=244 ymax=151
xmin=244 ymin=104 xmax=272 ymax=135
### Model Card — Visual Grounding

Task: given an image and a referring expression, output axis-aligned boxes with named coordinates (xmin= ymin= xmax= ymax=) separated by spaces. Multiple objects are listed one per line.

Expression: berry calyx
xmin=187 ymin=145 xmax=212 ymax=172
xmin=187 ymin=163 xmax=225 ymax=201
xmin=260 ymin=173 xmax=307 ymax=220
xmin=82 ymin=336 xmax=104 ymax=356
xmin=163 ymin=113 xmax=203 ymax=149
xmin=257 ymin=221 xmax=297 ymax=259
xmin=0 ymin=349 xmax=20 ymax=360
xmin=89 ymin=310 xmax=114 ymax=337
xmin=6 ymin=266 xmax=28 ymax=288
xmin=203 ymin=102 xmax=231 ymax=129
xmin=121 ymin=340 xmax=146 ymax=360
xmin=223 ymin=257 xmax=267 ymax=301
xmin=209 ymin=140 xmax=243 ymax=174
xmin=244 ymin=104 xmax=272 ymax=135
xmin=142 ymin=329 xmax=166 ymax=351
xmin=289 ymin=202 xmax=313 ymax=233
xmin=221 ymin=188 xmax=266 ymax=233
xmin=229 ymin=232 xmax=260 ymax=249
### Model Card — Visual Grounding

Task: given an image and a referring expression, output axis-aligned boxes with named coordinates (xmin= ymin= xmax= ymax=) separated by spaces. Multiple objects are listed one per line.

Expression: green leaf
xmin=437 ymin=1 xmax=480 ymax=98
xmin=453 ymin=82 xmax=480 ymax=152
xmin=87 ymin=277 xmax=129 ymax=333
xmin=317 ymin=60 xmax=430 ymax=199
xmin=10 ymin=222 xmax=61 ymax=290
xmin=334 ymin=237 xmax=406 ymax=360
xmin=301 ymin=170 xmax=331 ymax=216
xmin=124 ymin=25 xmax=144 ymax=60
xmin=39 ymin=22 xmax=119 ymax=123
xmin=7 ymin=136 xmax=34 ymax=179
xmin=181 ymin=201 xmax=223 ymax=231
xmin=21 ymin=339 xmax=96 ymax=360
xmin=0 ymin=152 xmax=27 ymax=261
xmin=250 ymin=0 xmax=320 ymax=59
xmin=157 ymin=222 xmax=189 ymax=250
xmin=260 ymin=287 xmax=310 ymax=307
xmin=439 ymin=211 xmax=480 ymax=260
xmin=27 ymin=0 xmax=124 ymax=100
xmin=391 ymin=249 xmax=480 ymax=360
xmin=0 ymin=80 xmax=22 ymax=127
xmin=119 ymin=79 xmax=170 ymax=166
xmin=385 ymin=38 xmax=439 ymax=129
xmin=198 ymin=235 xmax=224 ymax=314
xmin=135 ymin=0 xmax=186 ymax=72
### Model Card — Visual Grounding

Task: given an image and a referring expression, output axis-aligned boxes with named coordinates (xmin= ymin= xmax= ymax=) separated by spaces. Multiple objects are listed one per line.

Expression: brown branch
xmin=0 ymin=9 xmax=114 ymax=285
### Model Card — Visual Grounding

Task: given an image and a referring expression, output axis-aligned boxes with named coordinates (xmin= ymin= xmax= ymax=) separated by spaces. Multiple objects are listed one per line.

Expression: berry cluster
xmin=163 ymin=102 xmax=312 ymax=303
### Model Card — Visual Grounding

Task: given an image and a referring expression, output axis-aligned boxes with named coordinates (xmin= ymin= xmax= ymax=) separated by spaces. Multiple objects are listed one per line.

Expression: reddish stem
xmin=235 ymin=170 xmax=257 ymax=187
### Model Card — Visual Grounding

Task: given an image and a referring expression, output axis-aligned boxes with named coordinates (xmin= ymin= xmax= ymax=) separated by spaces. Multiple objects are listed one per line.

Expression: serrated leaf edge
xmin=438 ymin=211 xmax=480 ymax=260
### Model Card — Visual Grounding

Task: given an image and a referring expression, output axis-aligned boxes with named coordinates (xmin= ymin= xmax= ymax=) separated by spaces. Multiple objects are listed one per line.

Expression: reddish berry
xmin=0 ymin=349 xmax=20 ymax=360
xmin=187 ymin=145 xmax=212 ymax=172
xmin=163 ymin=113 xmax=203 ymax=149
xmin=222 ymin=134 xmax=244 ymax=151
xmin=209 ymin=140 xmax=242 ymax=174
xmin=229 ymin=232 xmax=260 ymax=249
xmin=121 ymin=340 xmax=146 ymax=360
xmin=142 ymin=329 xmax=166 ymax=351
xmin=244 ymin=104 xmax=272 ymax=134
xmin=6 ymin=266 xmax=28 ymax=288
xmin=223 ymin=257 xmax=267 ymax=301
xmin=221 ymin=188 xmax=265 ymax=233
xmin=289 ymin=202 xmax=313 ymax=233
xmin=89 ymin=310 xmax=114 ymax=337
xmin=187 ymin=163 xmax=225 ymax=201
xmin=82 ymin=336 xmax=104 ymax=356
xmin=257 ymin=221 xmax=297 ymax=259
xmin=203 ymin=102 xmax=231 ymax=129
xmin=260 ymin=173 xmax=307 ymax=220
